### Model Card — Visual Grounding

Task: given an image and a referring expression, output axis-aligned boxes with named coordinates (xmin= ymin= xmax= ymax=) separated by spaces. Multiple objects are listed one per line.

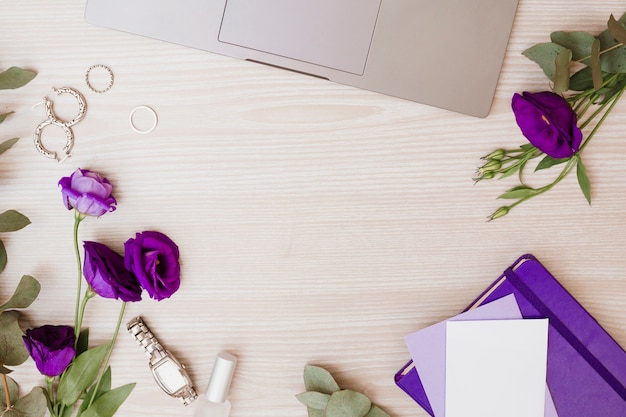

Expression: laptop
xmin=85 ymin=0 xmax=519 ymax=117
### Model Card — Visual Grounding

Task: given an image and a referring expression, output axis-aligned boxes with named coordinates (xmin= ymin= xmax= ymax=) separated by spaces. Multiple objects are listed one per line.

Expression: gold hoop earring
xmin=43 ymin=87 xmax=87 ymax=127
xmin=34 ymin=119 xmax=74 ymax=163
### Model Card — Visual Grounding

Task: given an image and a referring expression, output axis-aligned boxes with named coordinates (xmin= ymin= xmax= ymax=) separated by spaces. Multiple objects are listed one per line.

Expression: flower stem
xmin=73 ymin=211 xmax=85 ymax=339
xmin=2 ymin=373 xmax=11 ymax=410
xmin=85 ymin=302 xmax=127 ymax=411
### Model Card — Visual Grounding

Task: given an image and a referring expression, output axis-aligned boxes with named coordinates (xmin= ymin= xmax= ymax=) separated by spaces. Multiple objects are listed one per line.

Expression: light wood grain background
xmin=2 ymin=1 xmax=625 ymax=416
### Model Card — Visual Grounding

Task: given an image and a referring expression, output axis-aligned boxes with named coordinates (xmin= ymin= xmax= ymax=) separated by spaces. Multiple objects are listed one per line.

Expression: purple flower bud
xmin=124 ymin=231 xmax=181 ymax=301
xmin=58 ymin=169 xmax=117 ymax=217
xmin=511 ymin=92 xmax=583 ymax=159
xmin=22 ymin=325 xmax=76 ymax=377
xmin=83 ymin=241 xmax=142 ymax=302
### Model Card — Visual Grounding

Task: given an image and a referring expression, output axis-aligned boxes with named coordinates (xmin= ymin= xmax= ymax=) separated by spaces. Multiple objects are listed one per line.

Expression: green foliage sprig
xmin=476 ymin=13 xmax=626 ymax=220
xmin=296 ymin=365 xmax=390 ymax=417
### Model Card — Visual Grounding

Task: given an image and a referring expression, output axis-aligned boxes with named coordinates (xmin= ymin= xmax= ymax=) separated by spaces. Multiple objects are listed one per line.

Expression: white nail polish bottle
xmin=193 ymin=352 xmax=237 ymax=417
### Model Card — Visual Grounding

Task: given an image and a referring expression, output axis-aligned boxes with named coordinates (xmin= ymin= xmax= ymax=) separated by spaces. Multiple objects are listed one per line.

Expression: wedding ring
xmin=129 ymin=106 xmax=158 ymax=134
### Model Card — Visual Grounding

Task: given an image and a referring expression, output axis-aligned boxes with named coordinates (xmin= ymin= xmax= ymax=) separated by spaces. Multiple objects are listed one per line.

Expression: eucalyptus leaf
xmin=57 ymin=344 xmax=110 ymax=406
xmin=522 ymin=42 xmax=567 ymax=80
xmin=550 ymin=31 xmax=596 ymax=61
xmin=576 ymin=157 xmax=592 ymax=205
xmin=0 ymin=67 xmax=37 ymax=90
xmin=78 ymin=383 xmax=135 ymax=417
xmin=0 ymin=374 xmax=20 ymax=407
xmin=535 ymin=155 xmax=569 ymax=171
xmin=0 ymin=210 xmax=31 ymax=233
xmin=296 ymin=391 xmax=331 ymax=410
xmin=591 ymin=38 xmax=603 ymax=90
xmin=553 ymin=48 xmax=572 ymax=92
xmin=304 ymin=365 xmax=340 ymax=395
xmin=598 ymin=26 xmax=626 ymax=73
xmin=0 ymin=311 xmax=29 ymax=366
xmin=6 ymin=386 xmax=47 ymax=417
xmin=608 ymin=14 xmax=626 ymax=45
xmin=0 ymin=240 xmax=6 ymax=274
xmin=326 ymin=390 xmax=371 ymax=417
xmin=0 ymin=275 xmax=41 ymax=314
xmin=0 ymin=112 xmax=14 ymax=125
xmin=0 ymin=365 xmax=12 ymax=374
xmin=364 ymin=405 xmax=391 ymax=417
xmin=0 ymin=138 xmax=19 ymax=156
xmin=569 ymin=67 xmax=595 ymax=91
xmin=307 ymin=407 xmax=325 ymax=417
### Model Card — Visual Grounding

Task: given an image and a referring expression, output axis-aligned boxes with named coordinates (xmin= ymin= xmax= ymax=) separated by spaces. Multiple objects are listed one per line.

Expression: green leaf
xmin=498 ymin=186 xmax=537 ymax=200
xmin=307 ymin=407 xmax=325 ymax=417
xmin=598 ymin=26 xmax=626 ymax=73
xmin=576 ymin=157 xmax=592 ymax=205
xmin=77 ymin=366 xmax=112 ymax=416
xmin=0 ymin=67 xmax=37 ymax=90
xmin=76 ymin=328 xmax=90 ymax=357
xmin=591 ymin=38 xmax=603 ymax=90
xmin=0 ymin=365 xmax=12 ymax=374
xmin=78 ymin=383 xmax=135 ymax=417
xmin=303 ymin=365 xmax=340 ymax=395
xmin=0 ymin=311 xmax=29 ymax=366
xmin=608 ymin=14 xmax=626 ymax=45
xmin=296 ymin=392 xmax=331 ymax=410
xmin=0 ymin=375 xmax=19 ymax=407
xmin=0 ymin=138 xmax=19 ymax=156
xmin=536 ymin=155 xmax=570 ymax=171
xmin=550 ymin=31 xmax=596 ymax=61
xmin=523 ymin=42 xmax=567 ymax=80
xmin=0 ymin=112 xmax=14 ymax=125
xmin=0 ymin=210 xmax=31 ymax=233
xmin=6 ymin=386 xmax=47 ymax=417
xmin=569 ymin=67 xmax=594 ymax=91
xmin=57 ymin=344 xmax=110 ymax=406
xmin=0 ymin=275 xmax=41 ymax=314
xmin=364 ymin=405 xmax=391 ymax=417
xmin=0 ymin=240 xmax=6 ymax=274
xmin=553 ymin=49 xmax=572 ymax=92
xmin=326 ymin=390 xmax=371 ymax=417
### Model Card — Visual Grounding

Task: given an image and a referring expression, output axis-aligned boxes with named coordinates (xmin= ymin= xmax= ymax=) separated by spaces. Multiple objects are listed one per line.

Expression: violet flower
xmin=23 ymin=325 xmax=76 ymax=377
xmin=83 ymin=241 xmax=142 ymax=302
xmin=511 ymin=91 xmax=583 ymax=159
xmin=124 ymin=231 xmax=181 ymax=301
xmin=58 ymin=168 xmax=117 ymax=217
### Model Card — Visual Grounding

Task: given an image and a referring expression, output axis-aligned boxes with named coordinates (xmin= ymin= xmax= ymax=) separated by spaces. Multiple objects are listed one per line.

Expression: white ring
xmin=129 ymin=106 xmax=158 ymax=134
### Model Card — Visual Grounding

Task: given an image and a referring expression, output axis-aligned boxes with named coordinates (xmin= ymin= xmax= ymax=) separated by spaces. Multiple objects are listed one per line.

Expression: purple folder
xmin=395 ymin=254 xmax=626 ymax=417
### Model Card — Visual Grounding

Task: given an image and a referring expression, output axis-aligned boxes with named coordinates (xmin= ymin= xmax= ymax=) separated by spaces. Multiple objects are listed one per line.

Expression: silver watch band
xmin=127 ymin=316 xmax=197 ymax=405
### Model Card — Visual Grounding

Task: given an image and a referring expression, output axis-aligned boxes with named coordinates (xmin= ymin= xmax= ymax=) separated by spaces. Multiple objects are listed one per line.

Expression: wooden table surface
xmin=2 ymin=1 xmax=625 ymax=416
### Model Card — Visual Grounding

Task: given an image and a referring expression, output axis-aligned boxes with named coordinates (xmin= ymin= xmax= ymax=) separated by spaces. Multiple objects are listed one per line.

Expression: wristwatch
xmin=127 ymin=316 xmax=197 ymax=405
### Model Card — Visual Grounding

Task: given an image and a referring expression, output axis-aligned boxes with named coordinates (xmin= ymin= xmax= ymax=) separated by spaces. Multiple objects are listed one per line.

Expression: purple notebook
xmin=395 ymin=254 xmax=626 ymax=417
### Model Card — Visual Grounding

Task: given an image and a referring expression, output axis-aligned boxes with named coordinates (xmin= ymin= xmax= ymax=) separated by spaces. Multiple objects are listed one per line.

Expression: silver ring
xmin=129 ymin=106 xmax=158 ymax=134
xmin=85 ymin=64 xmax=114 ymax=94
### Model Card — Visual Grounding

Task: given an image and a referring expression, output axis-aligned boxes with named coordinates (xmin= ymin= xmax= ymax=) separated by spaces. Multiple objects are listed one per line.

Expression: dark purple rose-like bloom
xmin=83 ymin=241 xmax=142 ymax=302
xmin=512 ymin=91 xmax=583 ymax=159
xmin=23 ymin=325 xmax=76 ymax=377
xmin=124 ymin=231 xmax=181 ymax=301
xmin=58 ymin=169 xmax=117 ymax=217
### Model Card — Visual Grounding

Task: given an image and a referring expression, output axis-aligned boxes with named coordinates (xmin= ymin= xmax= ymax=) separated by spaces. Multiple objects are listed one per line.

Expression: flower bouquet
xmin=477 ymin=13 xmax=626 ymax=220
xmin=1 ymin=169 xmax=182 ymax=417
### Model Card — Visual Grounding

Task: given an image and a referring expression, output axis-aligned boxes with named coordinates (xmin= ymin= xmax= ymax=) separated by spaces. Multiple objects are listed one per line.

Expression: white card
xmin=445 ymin=319 xmax=549 ymax=417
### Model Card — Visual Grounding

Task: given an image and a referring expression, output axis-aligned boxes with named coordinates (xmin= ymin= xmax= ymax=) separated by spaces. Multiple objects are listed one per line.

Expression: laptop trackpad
xmin=218 ymin=0 xmax=381 ymax=75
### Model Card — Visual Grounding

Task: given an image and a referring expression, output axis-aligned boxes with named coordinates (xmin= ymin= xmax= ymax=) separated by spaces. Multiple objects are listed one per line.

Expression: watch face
xmin=153 ymin=358 xmax=188 ymax=394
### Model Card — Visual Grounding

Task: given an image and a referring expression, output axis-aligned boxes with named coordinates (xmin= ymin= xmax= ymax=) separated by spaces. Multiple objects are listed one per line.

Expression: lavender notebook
xmin=395 ymin=254 xmax=626 ymax=417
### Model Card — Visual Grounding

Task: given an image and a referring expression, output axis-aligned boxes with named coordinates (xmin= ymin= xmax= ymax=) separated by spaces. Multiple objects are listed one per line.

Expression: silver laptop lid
xmin=85 ymin=0 xmax=519 ymax=117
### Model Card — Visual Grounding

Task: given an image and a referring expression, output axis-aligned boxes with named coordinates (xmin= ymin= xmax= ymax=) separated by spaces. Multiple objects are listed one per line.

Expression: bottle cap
xmin=205 ymin=352 xmax=237 ymax=403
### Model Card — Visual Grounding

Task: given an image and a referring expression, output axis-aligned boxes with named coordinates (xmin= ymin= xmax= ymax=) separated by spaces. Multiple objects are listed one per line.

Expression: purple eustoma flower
xmin=512 ymin=91 xmax=583 ymax=159
xmin=83 ymin=241 xmax=142 ymax=302
xmin=23 ymin=325 xmax=76 ymax=377
xmin=124 ymin=231 xmax=181 ymax=301
xmin=58 ymin=169 xmax=117 ymax=217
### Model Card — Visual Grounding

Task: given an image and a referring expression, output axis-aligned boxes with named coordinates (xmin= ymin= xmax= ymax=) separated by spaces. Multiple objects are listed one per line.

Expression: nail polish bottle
xmin=193 ymin=352 xmax=237 ymax=417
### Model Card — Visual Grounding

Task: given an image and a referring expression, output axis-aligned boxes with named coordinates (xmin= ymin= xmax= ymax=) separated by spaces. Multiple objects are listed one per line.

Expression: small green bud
xmin=484 ymin=149 xmax=506 ymax=161
xmin=488 ymin=206 xmax=510 ymax=221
